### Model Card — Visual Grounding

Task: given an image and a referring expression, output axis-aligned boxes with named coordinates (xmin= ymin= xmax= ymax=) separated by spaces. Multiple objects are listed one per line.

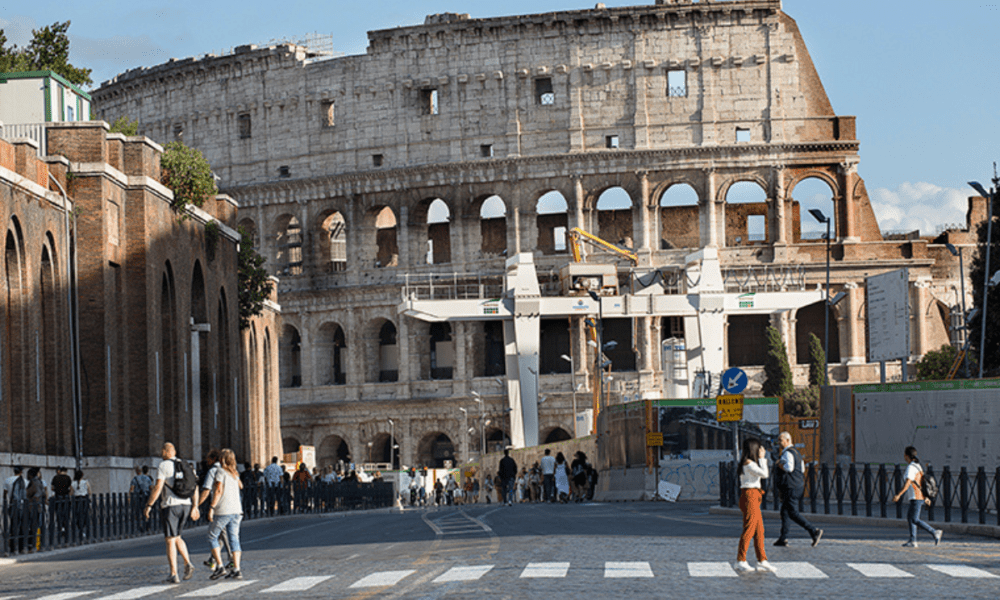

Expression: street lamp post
xmin=945 ymin=243 xmax=970 ymax=378
xmin=458 ymin=407 xmax=468 ymax=463
xmin=388 ymin=418 xmax=395 ymax=469
xmin=561 ymin=354 xmax=577 ymax=437
xmin=809 ymin=209 xmax=832 ymax=383
xmin=471 ymin=391 xmax=485 ymax=459
xmin=969 ymin=179 xmax=997 ymax=379
xmin=587 ymin=290 xmax=604 ymax=431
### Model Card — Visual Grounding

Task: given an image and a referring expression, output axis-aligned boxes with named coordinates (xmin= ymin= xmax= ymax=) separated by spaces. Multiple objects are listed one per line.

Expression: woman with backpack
xmin=892 ymin=446 xmax=943 ymax=548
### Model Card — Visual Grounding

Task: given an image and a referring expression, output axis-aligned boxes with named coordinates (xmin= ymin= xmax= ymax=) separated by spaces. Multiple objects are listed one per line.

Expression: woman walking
xmin=206 ymin=449 xmax=244 ymax=580
xmin=71 ymin=469 xmax=91 ymax=540
xmin=735 ymin=438 xmax=776 ymax=573
xmin=892 ymin=446 xmax=942 ymax=548
xmin=553 ymin=452 xmax=571 ymax=503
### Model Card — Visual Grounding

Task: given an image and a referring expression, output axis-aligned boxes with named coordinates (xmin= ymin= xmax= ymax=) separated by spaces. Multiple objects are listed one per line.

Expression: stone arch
xmin=795 ymin=301 xmax=841 ymax=365
xmin=318 ymin=434 xmax=351 ymax=468
xmin=429 ymin=322 xmax=454 ymax=380
xmin=274 ymin=213 xmax=303 ymax=275
xmin=191 ymin=261 xmax=211 ymax=455
xmin=314 ymin=209 xmax=348 ymax=273
xmin=365 ymin=318 xmax=398 ymax=382
xmin=542 ymin=427 xmax=572 ymax=444
xmin=315 ymin=321 xmax=347 ymax=385
xmin=790 ymin=176 xmax=837 ymax=243
xmin=596 ymin=187 xmax=634 ymax=248
xmin=280 ymin=323 xmax=302 ymax=387
xmin=536 ymin=190 xmax=569 ymax=255
xmin=479 ymin=195 xmax=508 ymax=256
xmin=282 ymin=436 xmax=301 ymax=455
xmin=658 ymin=182 xmax=700 ymax=250
xmin=418 ymin=198 xmax=452 ymax=265
xmin=216 ymin=287 xmax=233 ymax=444
xmin=263 ymin=327 xmax=274 ymax=452
xmin=370 ymin=206 xmax=398 ymax=268
xmin=161 ymin=261 xmax=180 ymax=449
xmin=5 ymin=218 xmax=27 ymax=451
xmin=924 ymin=298 xmax=952 ymax=352
xmin=416 ymin=431 xmax=456 ymax=468
xmin=39 ymin=240 xmax=61 ymax=454
xmin=724 ymin=180 xmax=769 ymax=246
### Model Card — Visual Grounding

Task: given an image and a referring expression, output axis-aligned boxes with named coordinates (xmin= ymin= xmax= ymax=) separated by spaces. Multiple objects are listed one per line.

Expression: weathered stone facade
xmin=92 ymin=1 xmax=977 ymax=469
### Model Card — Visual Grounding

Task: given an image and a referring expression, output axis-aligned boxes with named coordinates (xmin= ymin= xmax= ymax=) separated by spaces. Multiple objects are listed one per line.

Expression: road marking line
xmin=349 ymin=570 xmax=416 ymax=588
xmin=36 ymin=593 xmax=95 ymax=600
xmin=687 ymin=562 xmax=738 ymax=578
xmin=93 ymin=587 xmax=175 ymax=600
xmin=346 ymin=554 xmax=361 ymax=561
xmin=604 ymin=562 xmax=654 ymax=578
xmin=926 ymin=564 xmax=1000 ymax=579
xmin=774 ymin=562 xmax=828 ymax=579
xmin=260 ymin=576 xmax=334 ymax=592
xmin=0 ymin=595 xmax=22 ymax=600
xmin=433 ymin=565 xmax=495 ymax=583
xmin=520 ymin=562 xmax=570 ymax=578
xmin=847 ymin=563 xmax=913 ymax=578
xmin=179 ymin=581 xmax=257 ymax=597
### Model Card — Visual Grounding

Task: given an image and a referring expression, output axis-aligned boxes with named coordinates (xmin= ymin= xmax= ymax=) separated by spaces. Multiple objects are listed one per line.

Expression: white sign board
xmin=866 ymin=268 xmax=910 ymax=362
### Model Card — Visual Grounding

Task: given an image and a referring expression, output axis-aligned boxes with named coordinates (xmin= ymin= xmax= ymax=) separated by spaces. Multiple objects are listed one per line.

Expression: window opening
xmin=323 ymin=100 xmax=335 ymax=127
xmin=480 ymin=144 xmax=494 ymax=158
xmin=422 ymin=89 xmax=439 ymax=115
xmin=535 ymin=77 xmax=554 ymax=105
xmin=667 ymin=70 xmax=687 ymax=97
xmin=736 ymin=127 xmax=750 ymax=143
xmin=606 ymin=135 xmax=619 ymax=149
xmin=372 ymin=154 xmax=384 ymax=167
xmin=238 ymin=113 xmax=251 ymax=139
xmin=173 ymin=124 xmax=184 ymax=140
xmin=278 ymin=166 xmax=290 ymax=178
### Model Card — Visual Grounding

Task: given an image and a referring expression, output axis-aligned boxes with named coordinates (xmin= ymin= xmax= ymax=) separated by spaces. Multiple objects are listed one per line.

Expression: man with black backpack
xmin=773 ymin=432 xmax=823 ymax=548
xmin=144 ymin=442 xmax=200 ymax=584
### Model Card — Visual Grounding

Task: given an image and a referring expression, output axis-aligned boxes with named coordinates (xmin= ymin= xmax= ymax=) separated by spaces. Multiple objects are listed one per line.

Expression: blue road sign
xmin=721 ymin=367 xmax=748 ymax=395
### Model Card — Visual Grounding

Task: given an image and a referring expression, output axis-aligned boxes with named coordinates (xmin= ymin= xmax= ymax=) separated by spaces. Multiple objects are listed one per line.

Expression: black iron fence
xmin=2 ymin=480 xmax=394 ymax=557
xmin=719 ymin=462 xmax=1000 ymax=526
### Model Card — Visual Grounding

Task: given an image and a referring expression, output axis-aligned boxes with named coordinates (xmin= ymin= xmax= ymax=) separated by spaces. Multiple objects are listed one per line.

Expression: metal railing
xmin=1 ymin=480 xmax=394 ymax=557
xmin=719 ymin=462 xmax=1000 ymax=525
xmin=401 ymin=272 xmax=505 ymax=301
xmin=722 ymin=264 xmax=809 ymax=294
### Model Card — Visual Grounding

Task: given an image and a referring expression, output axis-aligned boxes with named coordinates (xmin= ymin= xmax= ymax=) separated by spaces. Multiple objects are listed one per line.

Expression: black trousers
xmin=778 ymin=488 xmax=817 ymax=540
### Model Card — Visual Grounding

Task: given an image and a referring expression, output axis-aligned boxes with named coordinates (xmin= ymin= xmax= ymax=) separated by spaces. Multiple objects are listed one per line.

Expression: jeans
xmin=778 ymin=488 xmax=817 ymax=540
xmin=907 ymin=500 xmax=936 ymax=542
xmin=542 ymin=474 xmax=555 ymax=502
xmin=208 ymin=513 xmax=243 ymax=553
xmin=503 ymin=480 xmax=516 ymax=504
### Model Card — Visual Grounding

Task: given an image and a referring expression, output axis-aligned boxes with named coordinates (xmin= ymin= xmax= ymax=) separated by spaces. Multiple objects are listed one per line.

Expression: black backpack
xmin=167 ymin=459 xmax=198 ymax=499
xmin=10 ymin=476 xmax=26 ymax=504
xmin=921 ymin=470 xmax=939 ymax=501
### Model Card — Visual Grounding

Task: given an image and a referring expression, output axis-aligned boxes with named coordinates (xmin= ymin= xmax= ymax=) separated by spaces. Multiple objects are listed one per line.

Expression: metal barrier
xmin=1 ymin=480 xmax=394 ymax=557
xmin=719 ymin=462 xmax=1000 ymax=526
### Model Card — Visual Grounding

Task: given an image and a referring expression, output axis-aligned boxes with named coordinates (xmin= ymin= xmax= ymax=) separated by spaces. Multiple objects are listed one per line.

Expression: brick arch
xmin=313 ymin=208 xmax=349 ymax=273
xmin=652 ymin=178 xmax=704 ymax=205
xmin=581 ymin=176 xmax=641 ymax=211
xmin=787 ymin=169 xmax=842 ymax=200
xmin=717 ymin=175 xmax=770 ymax=204
xmin=363 ymin=316 xmax=398 ymax=382
xmin=315 ymin=320 xmax=347 ymax=385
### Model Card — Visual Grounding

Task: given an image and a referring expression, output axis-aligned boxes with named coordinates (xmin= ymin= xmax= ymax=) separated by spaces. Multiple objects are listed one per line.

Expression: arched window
xmin=160 ymin=264 xmax=179 ymax=448
xmin=377 ymin=321 xmax=398 ymax=382
xmin=373 ymin=207 xmax=398 ymax=268
xmin=191 ymin=262 xmax=211 ymax=453
xmin=5 ymin=223 xmax=27 ymax=451
xmin=536 ymin=191 xmax=568 ymax=255
xmin=317 ymin=322 xmax=347 ymax=385
xmin=275 ymin=215 xmax=303 ymax=275
xmin=425 ymin=199 xmax=451 ymax=264
xmin=430 ymin=322 xmax=454 ymax=380
xmin=317 ymin=211 xmax=347 ymax=272
xmin=480 ymin=195 xmax=507 ymax=255
xmin=791 ymin=177 xmax=837 ymax=243
xmin=280 ymin=324 xmax=302 ymax=387
xmin=725 ymin=181 xmax=768 ymax=246
xmin=417 ymin=432 xmax=455 ymax=468
xmin=659 ymin=184 xmax=700 ymax=249
xmin=597 ymin=187 xmax=634 ymax=249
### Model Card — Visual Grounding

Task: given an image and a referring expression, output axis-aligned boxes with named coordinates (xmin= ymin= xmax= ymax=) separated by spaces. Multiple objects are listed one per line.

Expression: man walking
xmin=143 ymin=443 xmax=199 ymax=584
xmin=540 ymin=449 xmax=556 ymax=502
xmin=498 ymin=449 xmax=518 ymax=506
xmin=773 ymin=432 xmax=822 ymax=547
xmin=262 ymin=456 xmax=283 ymax=516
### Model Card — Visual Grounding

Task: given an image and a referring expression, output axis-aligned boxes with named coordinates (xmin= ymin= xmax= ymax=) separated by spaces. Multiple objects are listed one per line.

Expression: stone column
xmin=511 ymin=205 xmax=522 ymax=254
xmin=701 ymin=168 xmax=719 ymax=248
xmin=637 ymin=170 xmax=651 ymax=252
xmin=572 ymin=176 xmax=587 ymax=259
xmin=397 ymin=316 xmax=412 ymax=383
xmin=398 ymin=204 xmax=413 ymax=268
xmin=841 ymin=283 xmax=866 ymax=364
xmin=773 ymin=165 xmax=788 ymax=246
xmin=912 ymin=281 xmax=931 ymax=358
xmin=840 ymin=162 xmax=858 ymax=241
xmin=453 ymin=322 xmax=469 ymax=396
xmin=299 ymin=314 xmax=313 ymax=388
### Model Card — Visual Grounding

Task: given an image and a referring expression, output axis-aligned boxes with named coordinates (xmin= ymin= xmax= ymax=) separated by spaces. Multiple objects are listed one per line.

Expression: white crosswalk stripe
xmin=35 ymin=593 xmax=95 ymax=600
xmin=520 ymin=562 xmax=570 ymax=578
xmin=349 ymin=570 xmax=416 ymax=588
xmin=179 ymin=581 xmax=257 ymax=597
xmin=687 ymin=562 xmax=738 ymax=578
xmin=773 ymin=562 xmax=828 ymax=579
xmin=259 ymin=576 xmax=334 ymax=592
xmin=925 ymin=564 xmax=999 ymax=579
xmin=92 ymin=586 xmax=176 ymax=600
xmin=433 ymin=565 xmax=495 ymax=583
xmin=848 ymin=563 xmax=913 ymax=578
xmin=604 ymin=562 xmax=654 ymax=578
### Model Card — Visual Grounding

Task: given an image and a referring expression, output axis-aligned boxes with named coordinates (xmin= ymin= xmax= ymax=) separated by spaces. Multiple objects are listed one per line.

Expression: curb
xmin=709 ymin=506 xmax=1000 ymax=539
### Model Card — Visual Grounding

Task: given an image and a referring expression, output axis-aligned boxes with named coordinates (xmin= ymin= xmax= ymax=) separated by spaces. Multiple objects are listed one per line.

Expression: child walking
xmin=736 ymin=437 xmax=776 ymax=573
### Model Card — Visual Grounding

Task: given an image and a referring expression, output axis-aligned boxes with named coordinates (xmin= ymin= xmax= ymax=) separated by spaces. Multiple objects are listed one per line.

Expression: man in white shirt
xmin=143 ymin=443 xmax=199 ymax=584
xmin=540 ymin=449 xmax=556 ymax=502
xmin=773 ymin=432 xmax=822 ymax=548
xmin=262 ymin=456 xmax=283 ymax=516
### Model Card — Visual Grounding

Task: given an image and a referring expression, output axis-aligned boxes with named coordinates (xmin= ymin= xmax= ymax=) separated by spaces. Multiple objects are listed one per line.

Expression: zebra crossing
xmin=14 ymin=561 xmax=1000 ymax=600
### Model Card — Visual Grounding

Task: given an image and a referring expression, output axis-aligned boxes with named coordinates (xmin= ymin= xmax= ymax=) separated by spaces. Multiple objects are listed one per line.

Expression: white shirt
xmin=156 ymin=459 xmax=192 ymax=507
xmin=739 ymin=458 xmax=769 ymax=489
xmin=903 ymin=462 xmax=923 ymax=502
xmin=72 ymin=480 xmax=91 ymax=497
xmin=779 ymin=447 xmax=802 ymax=473
xmin=3 ymin=474 xmax=23 ymax=498
xmin=540 ymin=455 xmax=556 ymax=475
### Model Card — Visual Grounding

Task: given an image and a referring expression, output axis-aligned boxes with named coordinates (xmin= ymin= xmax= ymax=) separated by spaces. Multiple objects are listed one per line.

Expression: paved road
xmin=2 ymin=501 xmax=998 ymax=599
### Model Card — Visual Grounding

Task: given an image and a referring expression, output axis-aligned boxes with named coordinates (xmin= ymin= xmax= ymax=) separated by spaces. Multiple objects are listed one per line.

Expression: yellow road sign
xmin=716 ymin=394 xmax=744 ymax=422
xmin=646 ymin=432 xmax=663 ymax=447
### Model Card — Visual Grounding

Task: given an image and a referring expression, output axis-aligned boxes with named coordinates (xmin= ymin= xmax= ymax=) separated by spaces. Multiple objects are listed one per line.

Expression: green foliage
xmin=784 ymin=386 xmax=819 ymax=418
xmin=808 ymin=333 xmax=826 ymax=387
xmin=969 ymin=212 xmax=1000 ymax=376
xmin=0 ymin=21 xmax=92 ymax=86
xmin=762 ymin=326 xmax=794 ymax=398
xmin=238 ymin=227 xmax=273 ymax=330
xmin=108 ymin=116 xmax=139 ymax=136
xmin=204 ymin=221 xmax=220 ymax=260
xmin=916 ymin=344 xmax=962 ymax=381
xmin=160 ymin=141 xmax=217 ymax=216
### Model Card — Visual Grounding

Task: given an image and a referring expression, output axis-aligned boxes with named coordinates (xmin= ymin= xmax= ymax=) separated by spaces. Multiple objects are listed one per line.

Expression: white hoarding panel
xmin=866 ymin=268 xmax=910 ymax=362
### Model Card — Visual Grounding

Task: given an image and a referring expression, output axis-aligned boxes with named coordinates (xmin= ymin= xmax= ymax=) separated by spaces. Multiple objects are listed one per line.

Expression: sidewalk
xmin=709 ymin=505 xmax=1000 ymax=539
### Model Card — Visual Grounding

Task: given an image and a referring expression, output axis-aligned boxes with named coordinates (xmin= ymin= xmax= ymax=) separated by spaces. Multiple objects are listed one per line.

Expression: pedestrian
xmin=434 ymin=477 xmax=444 ymax=506
xmin=515 ymin=469 xmax=526 ymax=503
xmin=529 ymin=464 xmax=541 ymax=503
xmin=50 ymin=466 xmax=73 ymax=543
xmin=4 ymin=466 xmax=27 ymax=552
xmin=553 ymin=452 xmax=570 ymax=503
xmin=483 ymin=476 xmax=492 ymax=504
xmin=262 ymin=456 xmax=283 ymax=516
xmin=892 ymin=446 xmax=942 ymax=548
xmin=206 ymin=449 xmax=245 ymax=580
xmin=292 ymin=463 xmax=312 ymax=512
xmin=445 ymin=473 xmax=458 ymax=505
xmin=71 ymin=469 xmax=91 ymax=540
xmin=471 ymin=477 xmax=480 ymax=503
xmin=735 ymin=437 xmax=776 ymax=573
xmin=773 ymin=432 xmax=823 ymax=548
xmin=26 ymin=467 xmax=47 ymax=551
xmin=571 ymin=452 xmax=589 ymax=502
xmin=143 ymin=442 xmax=199 ymax=584
xmin=197 ymin=450 xmax=232 ymax=572
xmin=540 ymin=448 xmax=556 ymax=502
xmin=498 ymin=449 xmax=518 ymax=506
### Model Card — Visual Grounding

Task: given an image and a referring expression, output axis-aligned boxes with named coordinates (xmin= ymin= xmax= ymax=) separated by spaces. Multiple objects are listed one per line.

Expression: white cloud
xmin=870 ymin=182 xmax=969 ymax=236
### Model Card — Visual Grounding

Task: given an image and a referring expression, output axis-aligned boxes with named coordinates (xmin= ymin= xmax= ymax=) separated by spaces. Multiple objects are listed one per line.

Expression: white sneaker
xmin=756 ymin=561 xmax=777 ymax=573
xmin=734 ymin=561 xmax=755 ymax=573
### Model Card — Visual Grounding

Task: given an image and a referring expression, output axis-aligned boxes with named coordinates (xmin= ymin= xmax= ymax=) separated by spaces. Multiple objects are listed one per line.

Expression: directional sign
xmin=646 ymin=432 xmax=664 ymax=447
xmin=716 ymin=394 xmax=744 ymax=422
xmin=721 ymin=367 xmax=748 ymax=395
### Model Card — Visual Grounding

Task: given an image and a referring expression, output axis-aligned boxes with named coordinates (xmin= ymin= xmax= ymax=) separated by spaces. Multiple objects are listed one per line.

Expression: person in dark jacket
xmin=773 ymin=432 xmax=823 ymax=547
xmin=498 ymin=449 xmax=518 ymax=506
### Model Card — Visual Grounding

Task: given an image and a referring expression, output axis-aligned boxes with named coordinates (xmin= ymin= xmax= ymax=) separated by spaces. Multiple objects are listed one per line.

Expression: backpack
xmin=921 ymin=470 xmax=939 ymax=501
xmin=10 ymin=476 xmax=26 ymax=503
xmin=167 ymin=459 xmax=198 ymax=499
xmin=572 ymin=463 xmax=585 ymax=478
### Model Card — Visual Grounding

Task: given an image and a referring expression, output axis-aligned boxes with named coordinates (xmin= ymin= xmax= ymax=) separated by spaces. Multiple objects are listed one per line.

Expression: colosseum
xmin=92 ymin=0 xmax=977 ymax=470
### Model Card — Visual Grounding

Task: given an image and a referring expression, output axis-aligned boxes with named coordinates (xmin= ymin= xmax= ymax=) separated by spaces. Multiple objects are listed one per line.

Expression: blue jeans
xmin=208 ymin=513 xmax=243 ymax=553
xmin=907 ymin=500 xmax=936 ymax=542
xmin=503 ymin=480 xmax=516 ymax=504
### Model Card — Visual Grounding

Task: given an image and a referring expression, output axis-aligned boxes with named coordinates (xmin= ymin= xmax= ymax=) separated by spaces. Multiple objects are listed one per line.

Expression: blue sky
xmin=3 ymin=1 xmax=997 ymax=235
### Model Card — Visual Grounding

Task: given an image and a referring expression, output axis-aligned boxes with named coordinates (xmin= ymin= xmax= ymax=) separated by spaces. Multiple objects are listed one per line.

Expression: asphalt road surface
xmin=2 ymin=501 xmax=998 ymax=599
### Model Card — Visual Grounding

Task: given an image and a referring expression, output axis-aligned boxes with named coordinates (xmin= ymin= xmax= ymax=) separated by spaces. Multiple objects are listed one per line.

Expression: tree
xmin=160 ymin=141 xmax=217 ymax=214
xmin=238 ymin=227 xmax=273 ymax=330
xmin=108 ymin=116 xmax=139 ymax=136
xmin=916 ymin=344 xmax=962 ymax=381
xmin=968 ymin=208 xmax=1000 ymax=376
xmin=0 ymin=21 xmax=92 ymax=86
xmin=784 ymin=386 xmax=819 ymax=418
xmin=807 ymin=333 xmax=826 ymax=387
xmin=762 ymin=326 xmax=794 ymax=398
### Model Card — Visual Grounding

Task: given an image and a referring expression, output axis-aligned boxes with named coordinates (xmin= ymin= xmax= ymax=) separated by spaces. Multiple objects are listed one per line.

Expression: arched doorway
xmin=543 ymin=427 xmax=571 ymax=444
xmin=417 ymin=432 xmax=456 ymax=468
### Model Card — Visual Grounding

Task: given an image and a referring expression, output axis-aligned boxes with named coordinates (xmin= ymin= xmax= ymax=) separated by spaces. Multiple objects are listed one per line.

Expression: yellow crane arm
xmin=567 ymin=227 xmax=638 ymax=265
